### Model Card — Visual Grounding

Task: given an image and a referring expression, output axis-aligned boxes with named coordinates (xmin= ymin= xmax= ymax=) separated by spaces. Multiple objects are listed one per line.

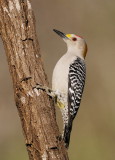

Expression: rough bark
xmin=0 ymin=0 xmax=69 ymax=159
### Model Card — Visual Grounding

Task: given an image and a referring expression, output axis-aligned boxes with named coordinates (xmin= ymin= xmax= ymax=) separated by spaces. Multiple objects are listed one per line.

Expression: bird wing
xmin=68 ymin=57 xmax=86 ymax=120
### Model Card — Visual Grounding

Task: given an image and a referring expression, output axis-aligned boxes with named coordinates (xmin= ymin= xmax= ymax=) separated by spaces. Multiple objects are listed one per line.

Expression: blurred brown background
xmin=0 ymin=0 xmax=115 ymax=159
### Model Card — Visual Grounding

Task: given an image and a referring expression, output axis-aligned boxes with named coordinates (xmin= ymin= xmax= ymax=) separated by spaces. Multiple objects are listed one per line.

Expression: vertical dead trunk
xmin=0 ymin=0 xmax=69 ymax=159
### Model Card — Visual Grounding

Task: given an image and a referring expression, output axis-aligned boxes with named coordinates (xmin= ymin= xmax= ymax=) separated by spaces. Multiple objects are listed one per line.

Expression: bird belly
xmin=52 ymin=54 xmax=78 ymax=125
xmin=52 ymin=60 xmax=68 ymax=95
xmin=52 ymin=54 xmax=77 ymax=97
xmin=52 ymin=66 xmax=68 ymax=94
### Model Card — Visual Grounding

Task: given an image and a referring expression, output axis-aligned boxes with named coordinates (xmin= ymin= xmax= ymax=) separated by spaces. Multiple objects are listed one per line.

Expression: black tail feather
xmin=63 ymin=120 xmax=73 ymax=149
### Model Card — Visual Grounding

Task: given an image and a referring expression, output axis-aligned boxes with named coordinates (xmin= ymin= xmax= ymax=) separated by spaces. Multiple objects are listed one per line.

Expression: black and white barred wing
xmin=68 ymin=57 xmax=86 ymax=120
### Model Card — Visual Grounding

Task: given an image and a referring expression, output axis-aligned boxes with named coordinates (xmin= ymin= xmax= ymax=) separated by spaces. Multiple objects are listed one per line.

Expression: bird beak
xmin=53 ymin=29 xmax=69 ymax=39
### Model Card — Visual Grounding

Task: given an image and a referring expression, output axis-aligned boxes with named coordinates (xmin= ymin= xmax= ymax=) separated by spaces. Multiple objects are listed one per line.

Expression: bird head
xmin=53 ymin=29 xmax=87 ymax=59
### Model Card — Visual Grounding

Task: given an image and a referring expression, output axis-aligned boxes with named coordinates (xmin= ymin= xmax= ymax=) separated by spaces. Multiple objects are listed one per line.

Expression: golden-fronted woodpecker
xmin=35 ymin=29 xmax=87 ymax=149
xmin=52 ymin=29 xmax=87 ymax=148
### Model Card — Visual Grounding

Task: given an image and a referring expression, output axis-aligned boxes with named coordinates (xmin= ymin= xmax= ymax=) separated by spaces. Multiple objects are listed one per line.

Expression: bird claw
xmin=33 ymin=83 xmax=56 ymax=98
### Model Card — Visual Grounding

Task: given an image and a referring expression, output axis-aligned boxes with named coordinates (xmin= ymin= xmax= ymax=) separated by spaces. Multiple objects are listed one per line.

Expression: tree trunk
xmin=0 ymin=0 xmax=69 ymax=159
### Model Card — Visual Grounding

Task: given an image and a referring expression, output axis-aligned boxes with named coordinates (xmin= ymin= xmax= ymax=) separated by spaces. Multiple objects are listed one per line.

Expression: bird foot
xmin=33 ymin=83 xmax=56 ymax=98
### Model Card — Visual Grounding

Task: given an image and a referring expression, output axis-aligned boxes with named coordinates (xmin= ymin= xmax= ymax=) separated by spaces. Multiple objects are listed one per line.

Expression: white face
xmin=64 ymin=34 xmax=85 ymax=50
xmin=65 ymin=34 xmax=82 ymax=42
xmin=53 ymin=29 xmax=87 ymax=58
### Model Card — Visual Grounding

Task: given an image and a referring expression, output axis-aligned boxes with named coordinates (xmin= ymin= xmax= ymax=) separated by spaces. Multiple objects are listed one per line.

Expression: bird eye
xmin=72 ymin=37 xmax=77 ymax=41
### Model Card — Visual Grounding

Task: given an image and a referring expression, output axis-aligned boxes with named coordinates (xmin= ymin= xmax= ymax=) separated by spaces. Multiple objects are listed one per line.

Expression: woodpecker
xmin=52 ymin=29 xmax=87 ymax=148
